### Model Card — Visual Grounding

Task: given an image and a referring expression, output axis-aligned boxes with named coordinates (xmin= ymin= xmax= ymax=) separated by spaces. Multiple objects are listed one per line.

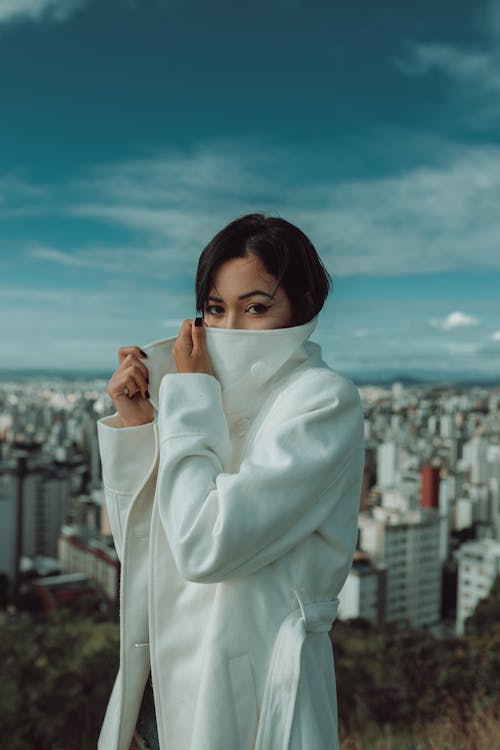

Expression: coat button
xmin=236 ymin=418 xmax=251 ymax=436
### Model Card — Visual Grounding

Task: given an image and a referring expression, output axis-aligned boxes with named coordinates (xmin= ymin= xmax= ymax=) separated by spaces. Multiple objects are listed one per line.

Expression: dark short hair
xmin=195 ymin=213 xmax=332 ymax=325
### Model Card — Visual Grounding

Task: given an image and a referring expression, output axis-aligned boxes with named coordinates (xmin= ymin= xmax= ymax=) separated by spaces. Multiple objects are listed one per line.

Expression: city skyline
xmin=1 ymin=0 xmax=500 ymax=378
xmin=1 ymin=373 xmax=498 ymax=745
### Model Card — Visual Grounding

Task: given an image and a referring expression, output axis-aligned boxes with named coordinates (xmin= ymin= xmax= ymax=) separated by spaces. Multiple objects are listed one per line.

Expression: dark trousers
xmin=132 ymin=674 xmax=160 ymax=750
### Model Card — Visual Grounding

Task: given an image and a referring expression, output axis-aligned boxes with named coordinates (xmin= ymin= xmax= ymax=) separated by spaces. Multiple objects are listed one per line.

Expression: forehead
xmin=210 ymin=254 xmax=277 ymax=291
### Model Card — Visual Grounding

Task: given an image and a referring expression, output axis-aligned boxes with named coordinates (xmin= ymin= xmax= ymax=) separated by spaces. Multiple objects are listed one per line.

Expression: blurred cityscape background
xmin=2 ymin=0 xmax=500 ymax=747
xmin=0 ymin=373 xmax=499 ymax=748
xmin=1 ymin=375 xmax=499 ymax=633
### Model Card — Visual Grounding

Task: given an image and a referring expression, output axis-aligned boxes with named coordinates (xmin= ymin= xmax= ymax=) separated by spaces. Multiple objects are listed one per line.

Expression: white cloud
xmin=395 ymin=0 xmax=500 ymax=123
xmin=397 ymin=42 xmax=500 ymax=93
xmin=66 ymin=143 xmax=500 ymax=277
xmin=430 ymin=311 xmax=481 ymax=332
xmin=9 ymin=138 xmax=500 ymax=278
xmin=492 ymin=331 xmax=500 ymax=341
xmin=29 ymin=246 xmax=89 ymax=268
xmin=2 ymin=278 xmax=497 ymax=376
xmin=445 ymin=341 xmax=480 ymax=356
xmin=351 ymin=329 xmax=369 ymax=338
xmin=0 ymin=283 xmax=193 ymax=370
xmin=28 ymin=242 xmax=196 ymax=279
xmin=0 ymin=173 xmax=51 ymax=212
xmin=0 ymin=0 xmax=88 ymax=25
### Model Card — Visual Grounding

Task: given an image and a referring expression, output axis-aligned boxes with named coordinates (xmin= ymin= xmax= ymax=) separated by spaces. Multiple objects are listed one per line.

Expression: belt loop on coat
xmin=292 ymin=589 xmax=339 ymax=633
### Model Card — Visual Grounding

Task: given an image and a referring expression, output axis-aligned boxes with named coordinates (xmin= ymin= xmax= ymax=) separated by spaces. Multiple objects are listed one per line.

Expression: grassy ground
xmin=339 ymin=701 xmax=500 ymax=750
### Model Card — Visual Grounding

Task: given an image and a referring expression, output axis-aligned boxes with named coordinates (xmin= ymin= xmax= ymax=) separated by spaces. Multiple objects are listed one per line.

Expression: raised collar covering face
xmin=141 ymin=315 xmax=320 ymax=413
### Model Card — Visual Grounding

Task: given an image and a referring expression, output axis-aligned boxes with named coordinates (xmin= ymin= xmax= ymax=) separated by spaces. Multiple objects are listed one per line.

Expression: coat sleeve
xmin=156 ymin=371 xmax=364 ymax=583
xmin=97 ymin=415 xmax=158 ymax=561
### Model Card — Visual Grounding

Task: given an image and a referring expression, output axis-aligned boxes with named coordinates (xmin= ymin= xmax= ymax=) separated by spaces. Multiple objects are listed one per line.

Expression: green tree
xmin=0 ymin=611 xmax=119 ymax=750
xmin=332 ymin=616 xmax=500 ymax=736
xmin=465 ymin=574 xmax=500 ymax=636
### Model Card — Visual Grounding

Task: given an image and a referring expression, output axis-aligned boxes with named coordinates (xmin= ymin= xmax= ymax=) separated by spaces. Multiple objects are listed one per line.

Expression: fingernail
xmin=145 ymin=390 xmax=150 ymax=399
xmin=139 ymin=349 xmax=148 ymax=357
xmin=195 ymin=317 xmax=203 ymax=327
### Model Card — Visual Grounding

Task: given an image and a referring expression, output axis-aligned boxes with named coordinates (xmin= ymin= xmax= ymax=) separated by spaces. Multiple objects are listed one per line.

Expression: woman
xmin=98 ymin=214 xmax=365 ymax=750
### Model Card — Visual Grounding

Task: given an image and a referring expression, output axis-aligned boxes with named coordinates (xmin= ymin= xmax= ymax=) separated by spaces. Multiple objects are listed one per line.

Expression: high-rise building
xmin=22 ymin=471 xmax=71 ymax=558
xmin=462 ymin=436 xmax=490 ymax=484
xmin=360 ymin=446 xmax=377 ymax=510
xmin=420 ymin=465 xmax=440 ymax=509
xmin=0 ymin=474 xmax=16 ymax=582
xmin=440 ymin=414 xmax=454 ymax=439
xmin=359 ymin=506 xmax=442 ymax=628
xmin=427 ymin=415 xmax=438 ymax=435
xmin=455 ymin=495 xmax=475 ymax=531
xmin=58 ymin=526 xmax=119 ymax=605
xmin=338 ymin=552 xmax=386 ymax=626
xmin=377 ymin=441 xmax=397 ymax=488
xmin=438 ymin=474 xmax=454 ymax=562
xmin=456 ymin=538 xmax=500 ymax=635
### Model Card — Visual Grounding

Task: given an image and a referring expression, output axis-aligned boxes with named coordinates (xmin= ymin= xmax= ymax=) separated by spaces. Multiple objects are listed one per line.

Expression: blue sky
xmin=1 ymin=0 xmax=499 ymax=379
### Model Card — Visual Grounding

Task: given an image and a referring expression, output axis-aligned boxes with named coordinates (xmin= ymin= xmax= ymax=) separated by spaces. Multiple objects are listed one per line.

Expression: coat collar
xmin=142 ymin=316 xmax=320 ymax=414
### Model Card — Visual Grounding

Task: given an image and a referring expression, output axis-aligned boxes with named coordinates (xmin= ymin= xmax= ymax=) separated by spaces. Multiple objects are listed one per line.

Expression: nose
xmin=225 ymin=311 xmax=242 ymax=329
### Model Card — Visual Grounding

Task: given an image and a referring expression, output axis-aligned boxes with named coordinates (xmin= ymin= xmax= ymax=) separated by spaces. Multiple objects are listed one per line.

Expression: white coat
xmin=97 ymin=316 xmax=364 ymax=750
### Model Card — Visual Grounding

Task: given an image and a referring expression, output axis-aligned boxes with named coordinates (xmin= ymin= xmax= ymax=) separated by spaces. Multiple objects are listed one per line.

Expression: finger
xmin=120 ymin=354 xmax=149 ymax=381
xmin=191 ymin=316 xmax=206 ymax=353
xmin=121 ymin=354 xmax=149 ymax=379
xmin=108 ymin=373 xmax=136 ymax=400
xmin=123 ymin=375 xmax=143 ymax=399
xmin=174 ymin=319 xmax=195 ymax=352
xmin=177 ymin=319 xmax=194 ymax=338
xmin=126 ymin=366 xmax=149 ymax=398
xmin=118 ymin=346 xmax=148 ymax=365
xmin=108 ymin=372 xmax=143 ymax=400
xmin=119 ymin=356 xmax=149 ymax=386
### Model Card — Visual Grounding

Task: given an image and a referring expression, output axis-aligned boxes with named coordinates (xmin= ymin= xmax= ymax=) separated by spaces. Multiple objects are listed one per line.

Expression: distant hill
xmin=0 ymin=369 xmax=110 ymax=382
xmin=340 ymin=371 xmax=499 ymax=388
xmin=0 ymin=368 xmax=498 ymax=388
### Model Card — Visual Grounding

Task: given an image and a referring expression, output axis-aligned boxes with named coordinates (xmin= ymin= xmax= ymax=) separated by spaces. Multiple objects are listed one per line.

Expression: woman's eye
xmin=206 ymin=305 xmax=224 ymax=316
xmin=247 ymin=303 xmax=270 ymax=315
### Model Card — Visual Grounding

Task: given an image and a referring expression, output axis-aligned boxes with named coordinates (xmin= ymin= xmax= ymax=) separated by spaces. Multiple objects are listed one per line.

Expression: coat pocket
xmin=228 ymin=653 xmax=258 ymax=749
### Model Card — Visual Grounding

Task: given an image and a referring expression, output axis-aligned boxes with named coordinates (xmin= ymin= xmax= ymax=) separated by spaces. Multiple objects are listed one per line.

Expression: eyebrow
xmin=207 ymin=289 xmax=276 ymax=302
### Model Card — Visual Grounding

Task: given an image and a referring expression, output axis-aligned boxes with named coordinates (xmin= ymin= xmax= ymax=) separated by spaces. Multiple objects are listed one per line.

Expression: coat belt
xmin=255 ymin=591 xmax=339 ymax=750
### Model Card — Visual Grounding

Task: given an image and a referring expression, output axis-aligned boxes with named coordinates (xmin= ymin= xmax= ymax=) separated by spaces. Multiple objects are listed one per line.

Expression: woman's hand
xmin=172 ymin=318 xmax=214 ymax=376
xmin=107 ymin=346 xmax=154 ymax=427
